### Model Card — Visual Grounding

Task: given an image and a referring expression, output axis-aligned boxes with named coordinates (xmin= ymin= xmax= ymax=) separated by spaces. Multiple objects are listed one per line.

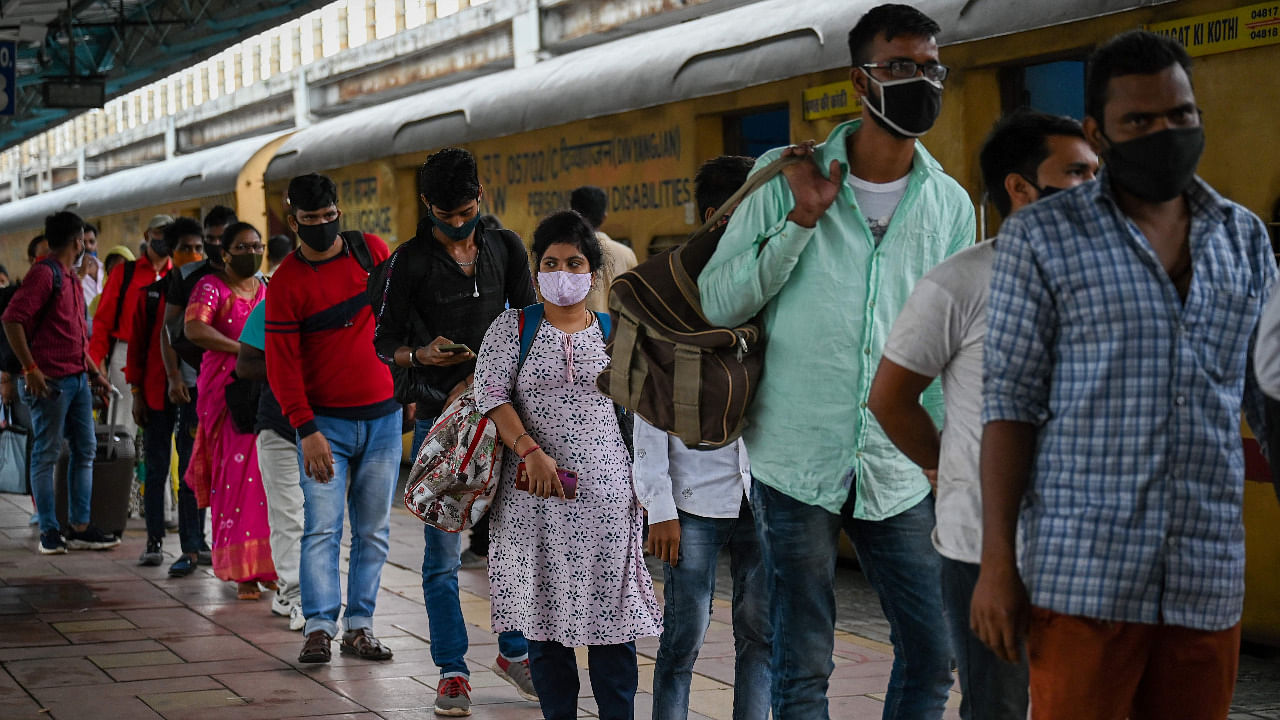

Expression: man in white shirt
xmin=634 ymin=155 xmax=770 ymax=720
xmin=571 ymin=185 xmax=638 ymax=314
xmin=868 ymin=109 xmax=1097 ymax=720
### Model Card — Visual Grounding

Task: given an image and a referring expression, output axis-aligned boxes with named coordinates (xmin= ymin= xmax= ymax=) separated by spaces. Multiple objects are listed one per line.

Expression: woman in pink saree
xmin=184 ymin=222 xmax=277 ymax=599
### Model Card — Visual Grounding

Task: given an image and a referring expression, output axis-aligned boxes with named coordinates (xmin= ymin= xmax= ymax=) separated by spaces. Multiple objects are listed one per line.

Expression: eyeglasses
xmin=228 ymin=243 xmax=264 ymax=253
xmin=861 ymin=60 xmax=949 ymax=83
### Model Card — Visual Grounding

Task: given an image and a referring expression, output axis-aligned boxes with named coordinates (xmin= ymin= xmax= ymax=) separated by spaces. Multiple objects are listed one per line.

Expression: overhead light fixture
xmin=42 ymin=76 xmax=105 ymax=108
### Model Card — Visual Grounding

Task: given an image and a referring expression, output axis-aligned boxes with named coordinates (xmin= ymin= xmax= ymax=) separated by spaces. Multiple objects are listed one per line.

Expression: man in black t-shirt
xmin=372 ymin=148 xmax=537 ymax=716
xmin=157 ymin=205 xmax=235 ymax=577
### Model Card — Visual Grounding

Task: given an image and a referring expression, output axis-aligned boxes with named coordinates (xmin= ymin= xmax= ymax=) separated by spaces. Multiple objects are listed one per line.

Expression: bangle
xmin=512 ymin=431 xmax=531 ymax=449
xmin=519 ymin=444 xmax=541 ymax=460
xmin=408 ymin=347 xmax=425 ymax=368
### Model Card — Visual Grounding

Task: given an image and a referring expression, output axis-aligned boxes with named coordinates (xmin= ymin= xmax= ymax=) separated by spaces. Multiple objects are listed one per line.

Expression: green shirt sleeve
xmin=239 ymin=301 xmax=266 ymax=351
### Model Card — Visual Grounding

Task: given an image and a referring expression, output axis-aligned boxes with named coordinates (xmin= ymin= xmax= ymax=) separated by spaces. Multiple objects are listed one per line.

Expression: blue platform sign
xmin=0 ymin=41 xmax=14 ymax=116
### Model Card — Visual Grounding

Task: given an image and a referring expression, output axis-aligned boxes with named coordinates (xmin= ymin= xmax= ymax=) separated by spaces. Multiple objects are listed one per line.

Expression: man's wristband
xmin=22 ymin=363 xmax=39 ymax=375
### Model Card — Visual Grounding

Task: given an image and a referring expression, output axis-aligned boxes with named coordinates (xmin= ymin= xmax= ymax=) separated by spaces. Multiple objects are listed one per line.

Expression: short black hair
xmin=287 ymin=173 xmax=338 ymax=216
xmin=418 ymin=148 xmax=481 ymax=211
xmin=847 ymin=4 xmax=940 ymax=67
xmin=532 ymin=210 xmax=604 ymax=273
xmin=569 ymin=186 xmax=609 ymax=229
xmin=980 ymin=109 xmax=1086 ymax=217
xmin=164 ymin=217 xmax=205 ymax=250
xmin=694 ymin=156 xmax=755 ymax=217
xmin=82 ymin=222 xmax=98 ymax=235
xmin=203 ymin=205 xmax=237 ymax=229
xmin=221 ymin=222 xmax=261 ymax=250
xmin=45 ymin=211 xmax=84 ymax=251
xmin=26 ymin=235 xmax=46 ymax=260
xmin=267 ymin=234 xmax=295 ymax=263
xmin=1085 ymin=30 xmax=1193 ymax=125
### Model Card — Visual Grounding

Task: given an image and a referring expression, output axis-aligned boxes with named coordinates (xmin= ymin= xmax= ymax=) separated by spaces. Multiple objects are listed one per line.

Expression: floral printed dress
xmin=474 ymin=308 xmax=662 ymax=646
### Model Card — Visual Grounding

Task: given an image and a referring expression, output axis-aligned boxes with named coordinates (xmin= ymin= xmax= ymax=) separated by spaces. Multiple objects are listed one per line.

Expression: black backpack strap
xmin=343 ymin=231 xmax=374 ymax=273
xmin=29 ymin=257 xmax=64 ymax=335
xmin=111 ymin=260 xmax=137 ymax=333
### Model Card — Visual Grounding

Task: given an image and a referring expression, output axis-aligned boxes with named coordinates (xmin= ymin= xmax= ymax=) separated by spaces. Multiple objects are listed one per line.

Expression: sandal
xmin=298 ymin=630 xmax=331 ymax=663
xmin=237 ymin=582 xmax=261 ymax=601
xmin=340 ymin=628 xmax=394 ymax=660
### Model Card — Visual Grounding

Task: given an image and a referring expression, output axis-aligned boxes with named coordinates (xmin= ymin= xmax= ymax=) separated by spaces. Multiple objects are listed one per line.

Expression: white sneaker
xmin=289 ymin=603 xmax=306 ymax=632
xmin=271 ymin=591 xmax=291 ymax=617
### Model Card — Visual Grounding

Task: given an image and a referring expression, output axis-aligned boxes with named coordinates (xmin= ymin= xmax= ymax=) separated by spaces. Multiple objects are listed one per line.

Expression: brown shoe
xmin=339 ymin=628 xmax=394 ymax=661
xmin=298 ymin=630 xmax=331 ymax=663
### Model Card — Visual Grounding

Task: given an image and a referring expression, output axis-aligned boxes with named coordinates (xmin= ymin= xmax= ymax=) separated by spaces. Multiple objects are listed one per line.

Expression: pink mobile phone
xmin=515 ymin=463 xmax=578 ymax=499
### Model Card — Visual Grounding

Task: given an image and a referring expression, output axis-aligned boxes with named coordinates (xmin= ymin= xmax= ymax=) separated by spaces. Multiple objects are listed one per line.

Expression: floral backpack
xmin=403 ymin=386 xmax=502 ymax=533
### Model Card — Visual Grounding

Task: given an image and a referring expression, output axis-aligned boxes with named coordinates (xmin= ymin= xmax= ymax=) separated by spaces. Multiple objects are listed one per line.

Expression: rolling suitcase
xmin=54 ymin=390 xmax=136 ymax=537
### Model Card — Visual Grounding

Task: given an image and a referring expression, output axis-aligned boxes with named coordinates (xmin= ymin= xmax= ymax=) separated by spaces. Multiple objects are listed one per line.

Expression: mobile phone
xmin=436 ymin=343 xmax=473 ymax=354
xmin=515 ymin=463 xmax=578 ymax=500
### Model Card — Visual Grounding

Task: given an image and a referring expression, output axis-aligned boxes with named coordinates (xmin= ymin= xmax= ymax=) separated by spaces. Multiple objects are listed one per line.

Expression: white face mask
xmin=537 ymin=270 xmax=592 ymax=306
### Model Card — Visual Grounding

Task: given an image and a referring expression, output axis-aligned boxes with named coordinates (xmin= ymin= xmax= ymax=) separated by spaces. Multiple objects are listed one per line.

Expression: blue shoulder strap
xmin=517 ymin=304 xmax=611 ymax=371
xmin=517 ymin=303 xmax=544 ymax=371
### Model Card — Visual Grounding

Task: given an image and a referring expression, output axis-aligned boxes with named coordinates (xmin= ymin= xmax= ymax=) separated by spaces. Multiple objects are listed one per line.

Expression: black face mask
xmin=1102 ymin=126 xmax=1205 ymax=203
xmin=297 ymin=218 xmax=340 ymax=253
xmin=1018 ymin=174 xmax=1066 ymax=201
xmin=225 ymin=252 xmax=261 ymax=278
xmin=863 ymin=74 xmax=943 ymax=138
xmin=148 ymin=236 xmax=171 ymax=258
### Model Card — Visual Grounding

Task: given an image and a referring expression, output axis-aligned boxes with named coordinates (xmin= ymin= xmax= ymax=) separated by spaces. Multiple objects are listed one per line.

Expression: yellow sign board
xmin=1146 ymin=2 xmax=1280 ymax=58
xmin=803 ymin=81 xmax=862 ymax=121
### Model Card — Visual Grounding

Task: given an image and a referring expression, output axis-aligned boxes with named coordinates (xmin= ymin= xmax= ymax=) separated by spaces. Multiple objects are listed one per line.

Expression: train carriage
xmin=1 ymin=0 xmax=1278 ymax=643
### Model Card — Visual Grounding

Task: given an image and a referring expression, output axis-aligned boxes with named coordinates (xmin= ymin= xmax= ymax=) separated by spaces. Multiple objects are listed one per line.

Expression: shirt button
xmin=855 ymin=451 xmax=863 ymax=459
xmin=1166 ymin=537 xmax=1178 ymax=548
xmin=860 ymin=401 xmax=868 ymax=409
xmin=868 ymin=300 xmax=876 ymax=308
xmin=1174 ymin=394 xmax=1186 ymax=406
xmin=864 ymin=347 xmax=871 ymax=355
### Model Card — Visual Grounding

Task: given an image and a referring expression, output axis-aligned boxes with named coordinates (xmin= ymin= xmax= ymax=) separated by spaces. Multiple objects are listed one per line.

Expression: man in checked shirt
xmin=971 ymin=30 xmax=1276 ymax=720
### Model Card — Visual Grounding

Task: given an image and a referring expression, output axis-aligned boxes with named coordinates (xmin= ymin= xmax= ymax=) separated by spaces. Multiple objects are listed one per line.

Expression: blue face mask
xmin=429 ymin=209 xmax=480 ymax=241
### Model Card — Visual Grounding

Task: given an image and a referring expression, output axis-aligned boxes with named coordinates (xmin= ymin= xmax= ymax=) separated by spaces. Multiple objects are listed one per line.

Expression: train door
xmin=1001 ymin=58 xmax=1086 ymax=119
xmin=724 ymin=106 xmax=791 ymax=158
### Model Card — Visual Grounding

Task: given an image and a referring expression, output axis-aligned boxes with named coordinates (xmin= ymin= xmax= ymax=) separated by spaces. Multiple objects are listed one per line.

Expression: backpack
xmin=0 ymin=258 xmax=65 ymax=374
xmin=596 ymin=154 xmax=798 ymax=449
xmin=104 ymin=260 xmax=137 ymax=368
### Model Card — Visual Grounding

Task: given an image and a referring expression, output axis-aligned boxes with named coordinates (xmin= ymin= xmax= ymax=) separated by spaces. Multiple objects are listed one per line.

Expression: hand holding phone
xmin=436 ymin=343 xmax=473 ymax=355
xmin=516 ymin=461 xmax=578 ymax=500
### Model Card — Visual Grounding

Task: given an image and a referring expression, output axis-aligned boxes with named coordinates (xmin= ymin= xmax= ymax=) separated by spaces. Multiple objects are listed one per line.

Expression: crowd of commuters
xmin=5 ymin=4 xmax=1280 ymax=720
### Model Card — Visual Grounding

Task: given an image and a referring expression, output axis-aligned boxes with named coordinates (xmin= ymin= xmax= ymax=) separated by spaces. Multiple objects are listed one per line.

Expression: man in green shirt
xmin=698 ymin=5 xmax=974 ymax=718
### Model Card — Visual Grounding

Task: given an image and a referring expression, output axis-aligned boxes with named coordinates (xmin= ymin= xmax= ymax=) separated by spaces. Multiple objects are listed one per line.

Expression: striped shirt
xmin=983 ymin=169 xmax=1276 ymax=631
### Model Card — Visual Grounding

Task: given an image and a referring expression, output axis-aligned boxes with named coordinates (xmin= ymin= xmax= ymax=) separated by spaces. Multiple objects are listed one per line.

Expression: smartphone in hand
xmin=515 ymin=463 xmax=578 ymax=500
xmin=436 ymin=343 xmax=473 ymax=354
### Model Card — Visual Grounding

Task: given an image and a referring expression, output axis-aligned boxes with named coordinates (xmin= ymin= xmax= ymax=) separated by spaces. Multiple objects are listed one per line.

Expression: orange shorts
xmin=1027 ymin=606 xmax=1240 ymax=720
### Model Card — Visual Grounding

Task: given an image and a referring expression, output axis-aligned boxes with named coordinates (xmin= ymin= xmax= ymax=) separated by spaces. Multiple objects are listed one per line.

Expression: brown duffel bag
xmin=597 ymin=154 xmax=799 ymax=449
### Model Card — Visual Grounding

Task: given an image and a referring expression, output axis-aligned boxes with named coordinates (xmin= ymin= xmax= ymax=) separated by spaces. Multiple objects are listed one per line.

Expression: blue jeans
xmin=939 ymin=556 xmax=1028 ymax=720
xmin=752 ymin=480 xmax=953 ymax=720
xmin=653 ymin=501 xmax=771 ymax=720
xmin=528 ymin=639 xmax=637 ymax=720
xmin=298 ymin=411 xmax=401 ymax=638
xmin=21 ymin=374 xmax=95 ymax=533
xmin=413 ymin=418 xmax=527 ymax=675
xmin=175 ymin=389 xmax=206 ymax=554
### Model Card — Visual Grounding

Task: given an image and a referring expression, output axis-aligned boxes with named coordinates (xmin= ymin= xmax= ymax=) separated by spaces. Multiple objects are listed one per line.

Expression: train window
xmin=1003 ymin=60 xmax=1086 ymax=120
xmin=724 ymin=106 xmax=790 ymax=158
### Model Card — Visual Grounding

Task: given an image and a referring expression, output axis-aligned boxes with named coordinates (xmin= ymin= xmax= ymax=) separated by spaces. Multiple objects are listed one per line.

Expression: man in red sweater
xmin=90 ymin=214 xmax=173 ymax=439
xmin=266 ymin=173 xmax=400 ymax=665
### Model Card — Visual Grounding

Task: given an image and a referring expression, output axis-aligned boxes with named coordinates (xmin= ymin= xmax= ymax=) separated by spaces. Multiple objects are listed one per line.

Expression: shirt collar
xmin=1091 ymin=166 xmax=1231 ymax=224
xmin=815 ymin=117 xmax=942 ymax=184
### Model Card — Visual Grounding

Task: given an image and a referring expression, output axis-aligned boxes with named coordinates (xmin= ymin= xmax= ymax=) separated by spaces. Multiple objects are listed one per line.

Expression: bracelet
xmin=408 ymin=347 xmax=425 ymax=368
xmin=512 ymin=431 xmax=531 ymax=449
xmin=519 ymin=444 xmax=541 ymax=460
xmin=22 ymin=363 xmax=38 ymax=375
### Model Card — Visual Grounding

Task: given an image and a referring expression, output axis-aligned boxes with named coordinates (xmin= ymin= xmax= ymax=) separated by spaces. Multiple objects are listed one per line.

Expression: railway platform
xmin=0 ymin=487 xmax=1277 ymax=719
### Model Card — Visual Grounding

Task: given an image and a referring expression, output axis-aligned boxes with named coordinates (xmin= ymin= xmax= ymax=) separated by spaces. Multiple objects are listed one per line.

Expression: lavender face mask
xmin=538 ymin=270 xmax=592 ymax=306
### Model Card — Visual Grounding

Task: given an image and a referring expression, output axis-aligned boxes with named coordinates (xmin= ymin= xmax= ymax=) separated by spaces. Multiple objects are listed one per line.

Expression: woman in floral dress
xmin=474 ymin=210 xmax=661 ymax=720
xmin=184 ymin=222 xmax=277 ymax=599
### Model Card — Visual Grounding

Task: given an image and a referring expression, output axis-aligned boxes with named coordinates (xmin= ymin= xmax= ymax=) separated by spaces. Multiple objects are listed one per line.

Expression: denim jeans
xmin=528 ymin=639 xmax=637 ymax=720
xmin=298 ymin=411 xmax=401 ymax=638
xmin=653 ymin=501 xmax=771 ymax=720
xmin=175 ymin=388 xmax=206 ymax=554
xmin=413 ymin=418 xmax=527 ymax=675
xmin=21 ymin=374 xmax=95 ymax=533
xmin=752 ymin=480 xmax=952 ymax=720
xmin=939 ymin=556 xmax=1028 ymax=720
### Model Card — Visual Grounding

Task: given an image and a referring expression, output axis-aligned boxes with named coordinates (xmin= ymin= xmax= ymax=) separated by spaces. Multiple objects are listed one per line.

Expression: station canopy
xmin=0 ymin=0 xmax=332 ymax=149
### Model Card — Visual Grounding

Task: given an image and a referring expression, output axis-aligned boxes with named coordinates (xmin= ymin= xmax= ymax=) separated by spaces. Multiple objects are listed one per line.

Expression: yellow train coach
xmin=1 ymin=0 xmax=1279 ymax=643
